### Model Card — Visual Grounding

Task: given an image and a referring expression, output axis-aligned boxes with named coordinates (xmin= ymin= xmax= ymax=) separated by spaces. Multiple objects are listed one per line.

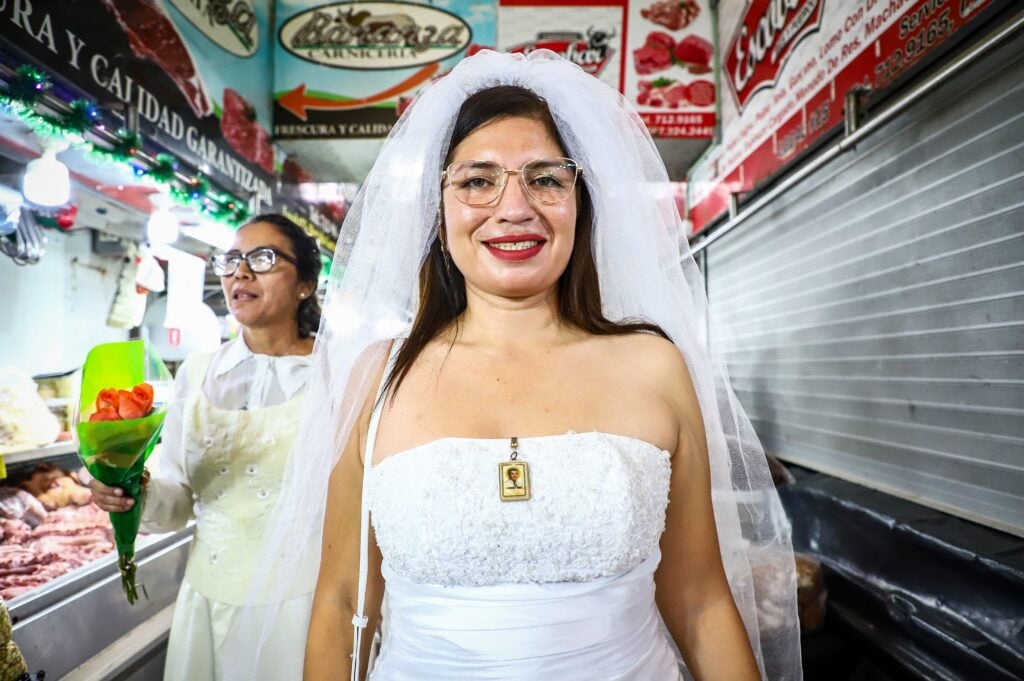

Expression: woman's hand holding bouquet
xmin=76 ymin=341 xmax=171 ymax=604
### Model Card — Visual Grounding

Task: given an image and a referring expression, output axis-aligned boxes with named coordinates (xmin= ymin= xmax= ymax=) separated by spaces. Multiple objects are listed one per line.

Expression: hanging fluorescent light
xmin=22 ymin=150 xmax=71 ymax=206
xmin=147 ymin=208 xmax=180 ymax=244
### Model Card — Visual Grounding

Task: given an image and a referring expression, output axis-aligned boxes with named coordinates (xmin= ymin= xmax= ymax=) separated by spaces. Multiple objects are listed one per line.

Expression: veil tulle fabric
xmin=224 ymin=50 xmax=801 ymax=681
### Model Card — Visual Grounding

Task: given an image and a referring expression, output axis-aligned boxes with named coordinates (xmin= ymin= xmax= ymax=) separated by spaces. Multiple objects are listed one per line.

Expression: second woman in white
xmin=90 ymin=214 xmax=322 ymax=681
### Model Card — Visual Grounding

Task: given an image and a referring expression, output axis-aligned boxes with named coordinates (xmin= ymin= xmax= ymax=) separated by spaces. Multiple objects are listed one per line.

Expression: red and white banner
xmin=626 ymin=0 xmax=716 ymax=138
xmin=499 ymin=0 xmax=627 ymax=93
xmin=689 ymin=0 xmax=997 ymax=233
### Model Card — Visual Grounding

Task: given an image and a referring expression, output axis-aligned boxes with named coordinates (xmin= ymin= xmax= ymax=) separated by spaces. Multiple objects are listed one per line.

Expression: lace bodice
xmin=369 ymin=432 xmax=671 ymax=587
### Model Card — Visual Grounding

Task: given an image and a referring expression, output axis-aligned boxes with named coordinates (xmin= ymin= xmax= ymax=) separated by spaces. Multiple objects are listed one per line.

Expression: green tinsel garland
xmin=148 ymin=153 xmax=178 ymax=183
xmin=5 ymin=65 xmax=50 ymax=104
xmin=184 ymin=174 xmax=210 ymax=199
xmin=62 ymin=99 xmax=100 ymax=133
xmin=1 ymin=68 xmax=251 ymax=228
xmin=88 ymin=129 xmax=141 ymax=164
xmin=0 ymin=97 xmax=67 ymax=141
xmin=114 ymin=128 xmax=142 ymax=158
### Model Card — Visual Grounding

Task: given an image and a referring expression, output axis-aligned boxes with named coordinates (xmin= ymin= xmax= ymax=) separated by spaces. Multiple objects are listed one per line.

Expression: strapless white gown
xmin=367 ymin=432 xmax=684 ymax=680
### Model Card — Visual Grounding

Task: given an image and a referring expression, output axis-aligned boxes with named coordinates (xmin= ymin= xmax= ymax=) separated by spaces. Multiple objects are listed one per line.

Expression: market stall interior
xmin=1 ymin=0 xmax=1023 ymax=679
xmin=0 ymin=143 xmax=225 ymax=680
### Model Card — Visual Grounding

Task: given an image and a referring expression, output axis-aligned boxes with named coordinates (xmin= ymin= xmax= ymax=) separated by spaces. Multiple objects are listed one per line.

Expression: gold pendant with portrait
xmin=499 ymin=436 xmax=530 ymax=501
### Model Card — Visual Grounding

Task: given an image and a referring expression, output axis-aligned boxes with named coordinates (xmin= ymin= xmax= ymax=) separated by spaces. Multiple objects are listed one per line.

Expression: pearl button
xmin=216 ymin=491 xmax=226 ymax=500
xmin=257 ymin=489 xmax=270 ymax=500
xmin=245 ymin=465 xmax=258 ymax=476
xmin=203 ymin=436 xmax=215 ymax=448
xmin=218 ymin=466 xmax=229 ymax=476
xmin=210 ymin=552 xmax=219 ymax=564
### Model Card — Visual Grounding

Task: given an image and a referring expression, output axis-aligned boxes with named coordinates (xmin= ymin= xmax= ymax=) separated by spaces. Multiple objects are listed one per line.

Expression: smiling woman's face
xmin=442 ymin=115 xmax=577 ymax=301
xmin=219 ymin=222 xmax=311 ymax=332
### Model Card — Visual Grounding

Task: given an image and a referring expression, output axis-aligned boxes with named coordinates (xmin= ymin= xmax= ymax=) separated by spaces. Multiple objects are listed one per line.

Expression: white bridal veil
xmin=225 ymin=50 xmax=801 ymax=680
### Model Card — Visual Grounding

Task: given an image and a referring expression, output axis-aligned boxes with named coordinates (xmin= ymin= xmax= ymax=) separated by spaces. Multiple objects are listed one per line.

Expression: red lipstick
xmin=482 ymin=233 xmax=547 ymax=262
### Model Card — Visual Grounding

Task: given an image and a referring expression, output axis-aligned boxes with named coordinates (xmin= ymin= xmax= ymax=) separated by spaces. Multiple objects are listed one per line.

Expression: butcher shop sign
xmin=273 ymin=0 xmax=495 ymax=139
xmin=279 ymin=1 xmax=473 ymax=69
xmin=688 ymin=0 xmax=998 ymax=233
xmin=626 ymin=0 xmax=716 ymax=138
xmin=496 ymin=1 xmax=626 ymax=93
xmin=0 ymin=0 xmax=275 ymax=202
xmin=725 ymin=0 xmax=824 ymax=110
xmin=168 ymin=0 xmax=260 ymax=58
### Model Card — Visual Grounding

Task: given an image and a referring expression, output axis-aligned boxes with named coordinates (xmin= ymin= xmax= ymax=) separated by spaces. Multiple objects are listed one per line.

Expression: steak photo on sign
xmin=222 ymin=88 xmax=275 ymax=173
xmin=100 ymin=0 xmax=212 ymax=117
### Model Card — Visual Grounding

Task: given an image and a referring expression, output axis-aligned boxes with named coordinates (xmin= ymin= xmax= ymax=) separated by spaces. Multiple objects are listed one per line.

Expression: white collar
xmin=213 ymin=336 xmax=312 ymax=399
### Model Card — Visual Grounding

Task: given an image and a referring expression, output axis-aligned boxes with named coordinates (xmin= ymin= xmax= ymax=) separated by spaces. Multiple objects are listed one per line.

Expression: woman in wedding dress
xmin=224 ymin=50 xmax=801 ymax=681
xmin=307 ymin=85 xmax=760 ymax=679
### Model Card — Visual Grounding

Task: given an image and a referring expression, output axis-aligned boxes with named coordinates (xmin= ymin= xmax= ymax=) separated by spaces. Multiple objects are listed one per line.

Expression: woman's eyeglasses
xmin=443 ymin=157 xmax=582 ymax=207
xmin=210 ymin=247 xmax=297 ymax=277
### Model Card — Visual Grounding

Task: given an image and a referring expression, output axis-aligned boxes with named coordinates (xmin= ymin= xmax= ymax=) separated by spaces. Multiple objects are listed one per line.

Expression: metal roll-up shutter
xmin=704 ymin=25 xmax=1024 ymax=536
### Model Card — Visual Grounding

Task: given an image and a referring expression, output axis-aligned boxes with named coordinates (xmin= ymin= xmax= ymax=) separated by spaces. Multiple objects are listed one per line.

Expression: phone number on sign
xmin=648 ymin=125 xmax=715 ymax=138
xmin=875 ymin=9 xmax=954 ymax=88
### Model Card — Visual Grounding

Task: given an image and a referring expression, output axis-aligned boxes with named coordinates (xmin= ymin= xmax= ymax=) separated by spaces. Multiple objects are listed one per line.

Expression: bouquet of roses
xmin=75 ymin=340 xmax=171 ymax=604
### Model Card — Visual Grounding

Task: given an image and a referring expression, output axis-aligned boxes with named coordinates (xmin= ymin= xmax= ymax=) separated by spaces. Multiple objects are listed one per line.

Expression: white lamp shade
xmin=22 ymin=152 xmax=71 ymax=206
xmin=147 ymin=209 xmax=180 ymax=244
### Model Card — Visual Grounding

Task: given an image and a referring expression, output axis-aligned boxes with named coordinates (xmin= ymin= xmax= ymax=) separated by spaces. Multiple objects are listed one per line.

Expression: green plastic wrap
xmin=75 ymin=340 xmax=171 ymax=604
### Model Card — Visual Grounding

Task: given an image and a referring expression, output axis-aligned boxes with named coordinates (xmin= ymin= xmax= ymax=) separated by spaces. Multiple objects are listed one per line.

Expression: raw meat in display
xmin=673 ymin=35 xmax=713 ymax=72
xmin=36 ymin=477 xmax=92 ymax=510
xmin=100 ymin=0 xmax=212 ymax=117
xmin=19 ymin=463 xmax=65 ymax=498
xmin=33 ymin=504 xmax=111 ymax=538
xmin=0 ymin=501 xmax=114 ymax=601
xmin=0 ymin=489 xmax=46 ymax=528
xmin=222 ymin=89 xmax=275 ymax=173
xmin=0 ymin=546 xmax=36 ymax=570
xmin=29 ymin=535 xmax=111 ymax=563
xmin=1 ymin=520 xmax=32 ymax=545
xmin=18 ymin=463 xmax=91 ymax=510
xmin=640 ymin=0 xmax=701 ymax=32
xmin=633 ymin=32 xmax=676 ymax=75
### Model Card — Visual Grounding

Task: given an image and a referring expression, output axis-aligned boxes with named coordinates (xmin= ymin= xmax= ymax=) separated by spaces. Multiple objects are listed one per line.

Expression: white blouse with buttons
xmin=140 ymin=337 xmax=311 ymax=534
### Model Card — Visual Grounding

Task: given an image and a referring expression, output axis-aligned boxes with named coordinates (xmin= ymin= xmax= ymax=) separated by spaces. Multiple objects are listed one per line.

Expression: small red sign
xmin=508 ymin=29 xmax=618 ymax=78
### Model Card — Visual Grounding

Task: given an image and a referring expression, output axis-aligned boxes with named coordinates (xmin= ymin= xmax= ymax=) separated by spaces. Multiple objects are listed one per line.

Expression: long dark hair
xmin=386 ymin=86 xmax=668 ymax=396
xmin=244 ymin=213 xmax=322 ymax=338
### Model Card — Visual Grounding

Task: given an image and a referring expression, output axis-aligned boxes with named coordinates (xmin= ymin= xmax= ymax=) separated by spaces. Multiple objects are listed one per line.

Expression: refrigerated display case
xmin=2 ymin=448 xmax=191 ymax=680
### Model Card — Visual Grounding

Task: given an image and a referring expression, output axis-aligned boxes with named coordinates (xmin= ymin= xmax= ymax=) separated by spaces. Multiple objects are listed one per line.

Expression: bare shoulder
xmin=598 ymin=332 xmax=704 ymax=442
xmin=601 ymin=332 xmax=694 ymax=390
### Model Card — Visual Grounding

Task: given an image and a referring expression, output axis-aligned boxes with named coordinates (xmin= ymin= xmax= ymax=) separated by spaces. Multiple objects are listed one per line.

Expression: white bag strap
xmin=351 ymin=340 xmax=401 ymax=681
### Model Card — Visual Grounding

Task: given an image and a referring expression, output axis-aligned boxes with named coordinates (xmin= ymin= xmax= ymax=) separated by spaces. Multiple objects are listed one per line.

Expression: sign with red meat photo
xmin=0 ymin=0 xmax=277 ymax=203
xmin=626 ymin=0 xmax=715 ymax=138
xmin=688 ymin=0 xmax=999 ymax=233
xmin=498 ymin=0 xmax=627 ymax=93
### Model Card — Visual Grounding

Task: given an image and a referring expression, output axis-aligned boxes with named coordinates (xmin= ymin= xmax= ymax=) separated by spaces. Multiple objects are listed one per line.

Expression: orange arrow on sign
xmin=278 ymin=64 xmax=442 ymax=121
